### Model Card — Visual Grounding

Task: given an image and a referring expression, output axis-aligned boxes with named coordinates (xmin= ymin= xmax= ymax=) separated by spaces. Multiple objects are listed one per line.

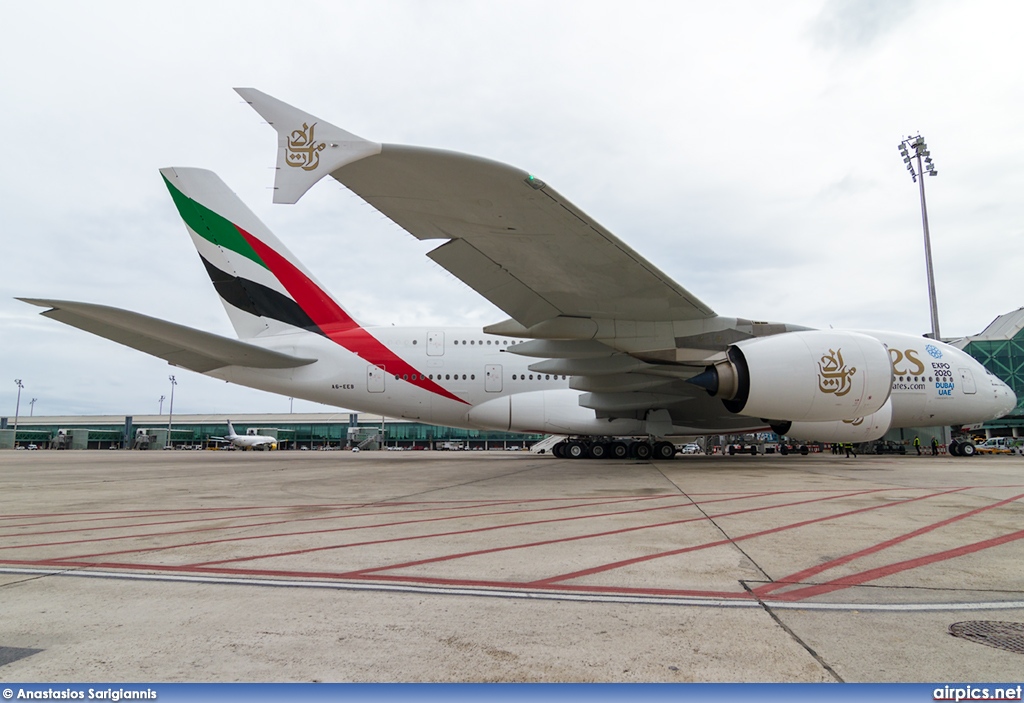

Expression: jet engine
xmin=688 ymin=330 xmax=892 ymax=422
xmin=770 ymin=397 xmax=893 ymax=443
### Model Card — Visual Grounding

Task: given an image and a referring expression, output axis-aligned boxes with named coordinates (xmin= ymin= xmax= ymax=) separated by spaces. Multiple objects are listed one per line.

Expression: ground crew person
xmin=844 ymin=443 xmax=857 ymax=458
xmin=914 ymin=435 xmax=922 ymax=455
xmin=932 ymin=436 xmax=939 ymax=455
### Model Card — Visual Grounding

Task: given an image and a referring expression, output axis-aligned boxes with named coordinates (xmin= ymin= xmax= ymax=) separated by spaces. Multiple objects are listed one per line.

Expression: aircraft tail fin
xmin=226 ymin=419 xmax=237 ymax=438
xmin=161 ymin=167 xmax=361 ymax=341
xmin=234 ymin=88 xmax=381 ymax=204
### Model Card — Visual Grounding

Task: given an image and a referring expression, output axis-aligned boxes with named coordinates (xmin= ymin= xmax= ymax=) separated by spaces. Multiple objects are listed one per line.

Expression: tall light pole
xmin=13 ymin=379 xmax=23 ymax=438
xmin=29 ymin=398 xmax=37 ymax=417
xmin=158 ymin=395 xmax=165 ymax=415
xmin=167 ymin=376 xmax=177 ymax=449
xmin=898 ymin=135 xmax=940 ymax=340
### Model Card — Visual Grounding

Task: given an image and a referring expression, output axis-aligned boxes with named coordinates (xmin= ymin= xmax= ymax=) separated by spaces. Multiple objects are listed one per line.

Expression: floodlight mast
xmin=898 ymin=135 xmax=940 ymax=341
xmin=13 ymin=379 xmax=23 ymax=437
xmin=167 ymin=376 xmax=177 ymax=448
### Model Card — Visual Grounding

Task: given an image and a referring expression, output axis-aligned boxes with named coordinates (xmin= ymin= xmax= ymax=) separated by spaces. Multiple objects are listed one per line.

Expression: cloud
xmin=808 ymin=0 xmax=921 ymax=52
xmin=2 ymin=1 xmax=1022 ymax=415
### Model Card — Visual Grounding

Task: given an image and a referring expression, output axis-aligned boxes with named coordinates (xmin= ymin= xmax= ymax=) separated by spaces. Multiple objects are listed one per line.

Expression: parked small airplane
xmin=19 ymin=89 xmax=1016 ymax=459
xmin=213 ymin=420 xmax=277 ymax=451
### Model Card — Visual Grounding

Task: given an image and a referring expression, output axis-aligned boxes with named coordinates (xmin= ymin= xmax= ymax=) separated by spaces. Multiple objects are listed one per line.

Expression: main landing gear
xmin=551 ymin=438 xmax=677 ymax=460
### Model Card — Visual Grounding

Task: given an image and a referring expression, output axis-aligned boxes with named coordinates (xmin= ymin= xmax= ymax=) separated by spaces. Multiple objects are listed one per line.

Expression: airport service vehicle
xmin=973 ymin=437 xmax=1022 ymax=455
xmin=19 ymin=89 xmax=1017 ymax=458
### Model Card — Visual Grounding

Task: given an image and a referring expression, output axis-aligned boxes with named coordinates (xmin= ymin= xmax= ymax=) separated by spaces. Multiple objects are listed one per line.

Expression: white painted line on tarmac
xmin=3 ymin=566 xmax=1023 ymax=612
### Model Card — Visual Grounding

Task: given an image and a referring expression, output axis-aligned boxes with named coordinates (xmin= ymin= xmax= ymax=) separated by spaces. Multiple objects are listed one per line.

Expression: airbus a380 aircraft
xmin=20 ymin=89 xmax=1015 ymax=459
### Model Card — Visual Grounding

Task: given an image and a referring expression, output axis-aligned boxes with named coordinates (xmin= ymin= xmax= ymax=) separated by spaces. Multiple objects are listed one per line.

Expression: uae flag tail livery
xmin=160 ymin=167 xmax=465 ymax=406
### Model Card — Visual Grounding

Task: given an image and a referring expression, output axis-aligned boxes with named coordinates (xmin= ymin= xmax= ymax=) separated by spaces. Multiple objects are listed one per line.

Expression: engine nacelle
xmin=688 ymin=330 xmax=892 ymax=422
xmin=467 ymin=389 xmax=645 ymax=436
xmin=771 ymin=397 xmax=893 ymax=443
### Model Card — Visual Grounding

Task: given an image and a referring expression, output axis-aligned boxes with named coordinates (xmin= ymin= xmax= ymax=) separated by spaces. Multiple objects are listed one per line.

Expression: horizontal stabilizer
xmin=19 ymin=299 xmax=317 ymax=373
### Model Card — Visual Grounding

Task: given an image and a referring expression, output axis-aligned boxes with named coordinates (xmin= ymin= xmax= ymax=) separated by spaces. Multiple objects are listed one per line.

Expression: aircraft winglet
xmin=235 ymin=88 xmax=381 ymax=204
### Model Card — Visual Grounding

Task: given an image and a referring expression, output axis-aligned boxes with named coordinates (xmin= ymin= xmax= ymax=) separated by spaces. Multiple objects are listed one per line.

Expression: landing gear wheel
xmin=653 ymin=441 xmax=675 ymax=460
xmin=566 ymin=441 xmax=586 ymax=459
xmin=609 ymin=442 xmax=628 ymax=459
xmin=588 ymin=442 xmax=608 ymax=459
xmin=552 ymin=442 xmax=567 ymax=458
xmin=960 ymin=441 xmax=976 ymax=457
xmin=780 ymin=445 xmax=789 ymax=456
xmin=631 ymin=442 xmax=653 ymax=460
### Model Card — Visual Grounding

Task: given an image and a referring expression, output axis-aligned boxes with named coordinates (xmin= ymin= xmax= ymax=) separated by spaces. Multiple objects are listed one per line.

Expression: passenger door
xmin=485 ymin=364 xmax=503 ymax=393
xmin=427 ymin=331 xmax=444 ymax=357
xmin=367 ymin=365 xmax=385 ymax=393
xmin=958 ymin=368 xmax=977 ymax=394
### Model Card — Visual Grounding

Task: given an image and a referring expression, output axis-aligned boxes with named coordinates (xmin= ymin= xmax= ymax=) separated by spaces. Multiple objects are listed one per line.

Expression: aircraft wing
xmin=236 ymin=88 xmax=714 ymax=329
xmin=19 ymin=298 xmax=317 ymax=373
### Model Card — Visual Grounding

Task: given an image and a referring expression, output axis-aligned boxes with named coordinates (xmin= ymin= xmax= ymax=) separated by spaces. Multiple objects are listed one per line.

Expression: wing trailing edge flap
xmin=19 ymin=299 xmax=317 ymax=373
xmin=427 ymin=238 xmax=561 ymax=329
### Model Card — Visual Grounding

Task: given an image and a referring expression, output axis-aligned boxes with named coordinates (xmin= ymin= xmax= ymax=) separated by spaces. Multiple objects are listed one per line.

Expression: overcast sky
xmin=2 ymin=0 xmax=1022 ymax=418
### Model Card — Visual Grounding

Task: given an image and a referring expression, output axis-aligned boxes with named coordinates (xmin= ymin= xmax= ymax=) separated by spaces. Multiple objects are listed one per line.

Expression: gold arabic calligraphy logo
xmin=818 ymin=348 xmax=856 ymax=397
xmin=842 ymin=417 xmax=865 ymax=426
xmin=286 ymin=122 xmax=326 ymax=171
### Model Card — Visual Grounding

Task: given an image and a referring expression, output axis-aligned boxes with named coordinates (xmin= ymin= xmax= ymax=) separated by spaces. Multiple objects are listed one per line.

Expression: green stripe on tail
xmin=162 ymin=175 xmax=268 ymax=270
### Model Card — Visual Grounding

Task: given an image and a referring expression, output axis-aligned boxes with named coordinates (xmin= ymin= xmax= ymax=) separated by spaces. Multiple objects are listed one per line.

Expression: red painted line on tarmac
xmin=773 ymin=527 xmax=1024 ymax=601
xmin=0 ymin=497 xmax=624 ymax=525
xmin=59 ymin=487 xmax=891 ymax=568
xmin=315 ymin=488 xmax=901 ymax=579
xmin=0 ymin=508 xmax=348 ymax=538
xmin=25 ymin=495 xmax=684 ymax=562
xmin=530 ymin=487 xmax=967 ymax=586
xmin=0 ymin=506 xmax=297 ymax=523
xmin=0 ymin=497 xmax=572 ymax=539
xmin=0 ymin=556 xmax=754 ymax=600
xmin=191 ymin=490 xmax=804 ymax=569
xmin=343 ymin=573 xmax=756 ymax=600
xmin=182 ymin=498 xmax=703 ymax=566
xmin=6 ymin=486 xmax=998 ymax=602
xmin=754 ymin=491 xmax=1024 ymax=598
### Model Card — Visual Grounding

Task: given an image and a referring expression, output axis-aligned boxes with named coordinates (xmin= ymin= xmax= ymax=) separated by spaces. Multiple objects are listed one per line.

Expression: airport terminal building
xmin=0 ymin=413 xmax=543 ymax=451
xmin=951 ymin=307 xmax=1024 ymax=436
